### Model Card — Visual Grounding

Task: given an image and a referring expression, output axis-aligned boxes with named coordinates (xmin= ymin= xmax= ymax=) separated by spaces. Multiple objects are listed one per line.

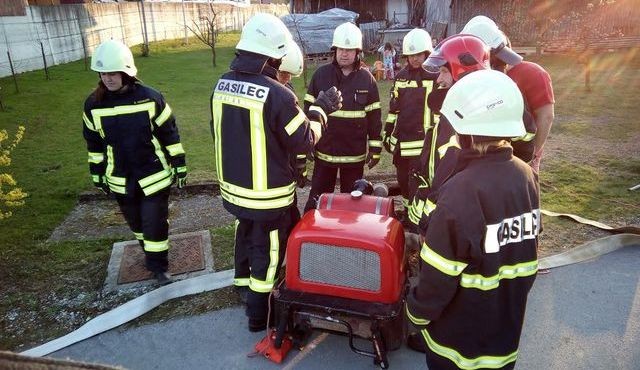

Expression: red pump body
xmin=285 ymin=194 xmax=405 ymax=304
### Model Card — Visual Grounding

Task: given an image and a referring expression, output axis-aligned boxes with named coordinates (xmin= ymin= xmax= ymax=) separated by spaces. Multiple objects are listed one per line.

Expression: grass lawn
xmin=0 ymin=35 xmax=638 ymax=351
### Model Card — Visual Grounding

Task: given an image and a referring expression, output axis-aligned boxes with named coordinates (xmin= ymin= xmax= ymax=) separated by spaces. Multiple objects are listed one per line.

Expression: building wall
xmin=0 ymin=2 xmax=287 ymax=78
xmin=386 ymin=0 xmax=408 ymax=25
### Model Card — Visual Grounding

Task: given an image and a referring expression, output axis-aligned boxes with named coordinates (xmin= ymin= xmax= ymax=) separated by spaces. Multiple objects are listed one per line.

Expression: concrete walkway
xmin=50 ymin=245 xmax=640 ymax=370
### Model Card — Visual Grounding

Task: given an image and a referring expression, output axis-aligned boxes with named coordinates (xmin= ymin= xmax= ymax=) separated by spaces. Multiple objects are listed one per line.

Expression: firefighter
xmin=461 ymin=16 xmax=540 ymax=164
xmin=210 ymin=13 xmax=341 ymax=332
xmin=302 ymin=22 xmax=383 ymax=212
xmin=83 ymin=39 xmax=186 ymax=285
xmin=407 ymin=34 xmax=490 ymax=228
xmin=383 ymin=28 xmax=435 ymax=223
xmin=407 ymin=70 xmax=540 ymax=370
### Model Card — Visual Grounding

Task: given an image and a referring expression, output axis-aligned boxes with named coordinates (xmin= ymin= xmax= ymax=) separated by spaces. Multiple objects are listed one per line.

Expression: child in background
xmin=373 ymin=60 xmax=384 ymax=81
xmin=378 ymin=42 xmax=396 ymax=80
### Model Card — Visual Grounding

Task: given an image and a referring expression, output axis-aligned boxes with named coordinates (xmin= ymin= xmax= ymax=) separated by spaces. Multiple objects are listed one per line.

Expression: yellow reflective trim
xmin=249 ymin=275 xmax=275 ymax=293
xmin=91 ymin=101 xmax=156 ymax=139
xmin=386 ymin=113 xmax=397 ymax=123
xmin=296 ymin=154 xmax=306 ymax=160
xmin=421 ymin=329 xmax=518 ymax=370
xmin=221 ymin=190 xmax=295 ymax=210
xmin=304 ymin=93 xmax=316 ymax=103
xmin=389 ymin=136 xmax=398 ymax=144
xmin=250 ymin=105 xmax=267 ymax=191
xmin=329 ymin=110 xmax=366 ymax=118
xmin=368 ymin=140 xmax=382 ymax=147
xmin=315 ymin=151 xmax=366 ymax=163
xmin=144 ymin=239 xmax=169 ymax=253
xmin=151 ymin=136 xmax=171 ymax=172
xmin=423 ymin=83 xmax=433 ymax=132
xmin=155 ymin=103 xmax=172 ymax=127
xmin=512 ymin=132 xmax=536 ymax=142
xmin=460 ymin=260 xmax=538 ymax=291
xmin=166 ymin=143 xmax=185 ymax=156
xmin=139 ymin=168 xmax=172 ymax=188
xmin=82 ymin=112 xmax=95 ymax=131
xmin=395 ymin=80 xmax=419 ymax=88
xmin=142 ymin=177 xmax=173 ymax=196
xmin=420 ymin=242 xmax=468 ymax=277
xmin=284 ymin=108 xmax=306 ymax=136
xmin=402 ymin=197 xmax=409 ymax=208
xmin=308 ymin=105 xmax=327 ymax=124
xmin=266 ymin=229 xmax=280 ymax=283
xmin=88 ymin=152 xmax=104 ymax=164
xmin=400 ymin=140 xmax=424 ymax=149
xmin=400 ymin=148 xmax=422 ymax=157
xmin=234 ymin=278 xmax=250 ymax=287
xmin=405 ymin=304 xmax=430 ymax=326
xmin=437 ymin=134 xmax=460 ymax=159
xmin=365 ymin=102 xmax=381 ymax=112
xmin=219 ymin=181 xmax=295 ymax=199
xmin=422 ymin=198 xmax=436 ymax=217
xmin=133 ymin=232 xmax=143 ymax=240
xmin=212 ymin=94 xmax=224 ymax=180
xmin=408 ymin=199 xmax=422 ymax=225
xmin=428 ymin=124 xmax=438 ymax=184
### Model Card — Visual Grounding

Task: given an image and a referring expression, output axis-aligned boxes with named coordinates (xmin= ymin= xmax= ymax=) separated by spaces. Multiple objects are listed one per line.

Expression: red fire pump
xmin=272 ymin=187 xmax=408 ymax=368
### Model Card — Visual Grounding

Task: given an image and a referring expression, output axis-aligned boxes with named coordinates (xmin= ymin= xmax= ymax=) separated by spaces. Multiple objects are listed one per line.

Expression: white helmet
xmin=461 ymin=17 xmax=523 ymax=65
xmin=441 ymin=70 xmax=525 ymax=138
xmin=332 ymin=22 xmax=362 ymax=50
xmin=464 ymin=15 xmax=497 ymax=29
xmin=91 ymin=39 xmax=137 ymax=77
xmin=280 ymin=39 xmax=304 ymax=77
xmin=236 ymin=13 xmax=291 ymax=59
xmin=402 ymin=28 xmax=433 ymax=55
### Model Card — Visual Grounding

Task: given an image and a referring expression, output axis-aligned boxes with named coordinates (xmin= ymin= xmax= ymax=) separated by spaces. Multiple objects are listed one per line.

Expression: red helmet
xmin=423 ymin=34 xmax=490 ymax=81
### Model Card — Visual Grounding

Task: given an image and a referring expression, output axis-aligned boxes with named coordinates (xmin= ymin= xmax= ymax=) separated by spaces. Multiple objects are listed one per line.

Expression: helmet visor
xmin=422 ymin=52 xmax=446 ymax=73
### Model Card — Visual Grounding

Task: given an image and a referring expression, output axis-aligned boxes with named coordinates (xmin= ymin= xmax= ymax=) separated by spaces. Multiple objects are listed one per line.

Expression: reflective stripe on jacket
xmin=83 ymin=83 xmax=185 ymax=196
xmin=211 ymin=51 xmax=319 ymax=220
xmin=407 ymin=146 xmax=540 ymax=369
xmin=384 ymin=66 xmax=436 ymax=157
xmin=304 ymin=61 xmax=382 ymax=167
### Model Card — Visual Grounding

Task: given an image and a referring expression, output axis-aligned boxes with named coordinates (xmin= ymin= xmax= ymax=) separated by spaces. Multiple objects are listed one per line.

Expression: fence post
xmin=140 ymin=0 xmax=150 ymax=56
xmin=7 ymin=51 xmax=19 ymax=93
xmin=40 ymin=41 xmax=50 ymax=80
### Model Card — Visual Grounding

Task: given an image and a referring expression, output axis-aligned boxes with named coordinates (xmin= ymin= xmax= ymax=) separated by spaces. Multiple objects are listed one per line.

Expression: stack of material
xmin=282 ymin=8 xmax=358 ymax=55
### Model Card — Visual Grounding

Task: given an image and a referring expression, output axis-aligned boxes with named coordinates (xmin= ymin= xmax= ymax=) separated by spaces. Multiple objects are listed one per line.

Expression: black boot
xmin=153 ymin=271 xmax=173 ymax=286
xmin=248 ymin=317 xmax=267 ymax=332
xmin=407 ymin=332 xmax=427 ymax=353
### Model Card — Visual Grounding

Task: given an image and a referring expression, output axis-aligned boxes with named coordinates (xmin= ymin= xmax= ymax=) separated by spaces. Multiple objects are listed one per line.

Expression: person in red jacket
xmin=407 ymin=70 xmax=540 ymax=370
xmin=462 ymin=15 xmax=554 ymax=173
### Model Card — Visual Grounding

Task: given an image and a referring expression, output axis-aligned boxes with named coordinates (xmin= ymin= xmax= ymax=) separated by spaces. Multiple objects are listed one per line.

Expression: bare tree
xmin=187 ymin=2 xmax=220 ymax=68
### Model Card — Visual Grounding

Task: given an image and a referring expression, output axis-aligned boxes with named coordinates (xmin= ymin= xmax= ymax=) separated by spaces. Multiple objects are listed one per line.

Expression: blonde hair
xmin=471 ymin=139 xmax=510 ymax=155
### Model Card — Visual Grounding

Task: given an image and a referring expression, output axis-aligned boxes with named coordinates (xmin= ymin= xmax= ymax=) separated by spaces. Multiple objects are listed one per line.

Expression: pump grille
xmin=299 ymin=242 xmax=381 ymax=291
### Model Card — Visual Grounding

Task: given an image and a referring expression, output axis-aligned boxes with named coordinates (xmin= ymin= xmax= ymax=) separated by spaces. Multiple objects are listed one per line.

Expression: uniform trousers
xmin=233 ymin=204 xmax=299 ymax=320
xmin=115 ymin=187 xmax=170 ymax=273
xmin=304 ymin=162 xmax=364 ymax=212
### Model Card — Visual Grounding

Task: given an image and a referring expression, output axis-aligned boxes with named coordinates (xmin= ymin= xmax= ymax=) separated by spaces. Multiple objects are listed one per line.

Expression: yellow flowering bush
xmin=0 ymin=125 xmax=27 ymax=220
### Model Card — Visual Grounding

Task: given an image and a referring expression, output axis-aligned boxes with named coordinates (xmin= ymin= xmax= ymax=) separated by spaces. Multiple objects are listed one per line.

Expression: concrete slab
xmin=103 ymin=230 xmax=214 ymax=293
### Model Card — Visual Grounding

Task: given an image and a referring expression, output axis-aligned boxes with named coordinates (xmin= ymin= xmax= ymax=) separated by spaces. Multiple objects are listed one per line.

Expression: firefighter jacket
xmin=384 ymin=66 xmax=437 ymax=158
xmin=211 ymin=51 xmax=322 ymax=221
xmin=83 ymin=82 xmax=185 ymax=196
xmin=407 ymin=146 xmax=540 ymax=369
xmin=303 ymin=61 xmax=382 ymax=168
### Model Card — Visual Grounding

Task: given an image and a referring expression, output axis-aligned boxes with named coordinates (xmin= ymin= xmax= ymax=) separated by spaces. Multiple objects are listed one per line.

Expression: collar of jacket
xmin=230 ymin=51 xmax=269 ymax=75
xmin=457 ymin=145 xmax=514 ymax=170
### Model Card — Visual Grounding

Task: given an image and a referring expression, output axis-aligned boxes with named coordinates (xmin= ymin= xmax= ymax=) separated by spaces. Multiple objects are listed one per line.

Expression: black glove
xmin=314 ymin=86 xmax=342 ymax=116
xmin=296 ymin=168 xmax=307 ymax=188
xmin=383 ymin=135 xmax=392 ymax=153
xmin=93 ymin=175 xmax=110 ymax=195
xmin=365 ymin=152 xmax=380 ymax=169
xmin=173 ymin=166 xmax=187 ymax=189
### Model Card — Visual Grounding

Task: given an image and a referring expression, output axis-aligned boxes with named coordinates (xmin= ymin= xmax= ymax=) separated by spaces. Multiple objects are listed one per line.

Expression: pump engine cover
xmin=285 ymin=209 xmax=405 ymax=304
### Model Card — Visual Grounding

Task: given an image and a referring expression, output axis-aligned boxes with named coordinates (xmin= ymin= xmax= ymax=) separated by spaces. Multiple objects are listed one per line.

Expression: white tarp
xmin=281 ymin=8 xmax=358 ymax=55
